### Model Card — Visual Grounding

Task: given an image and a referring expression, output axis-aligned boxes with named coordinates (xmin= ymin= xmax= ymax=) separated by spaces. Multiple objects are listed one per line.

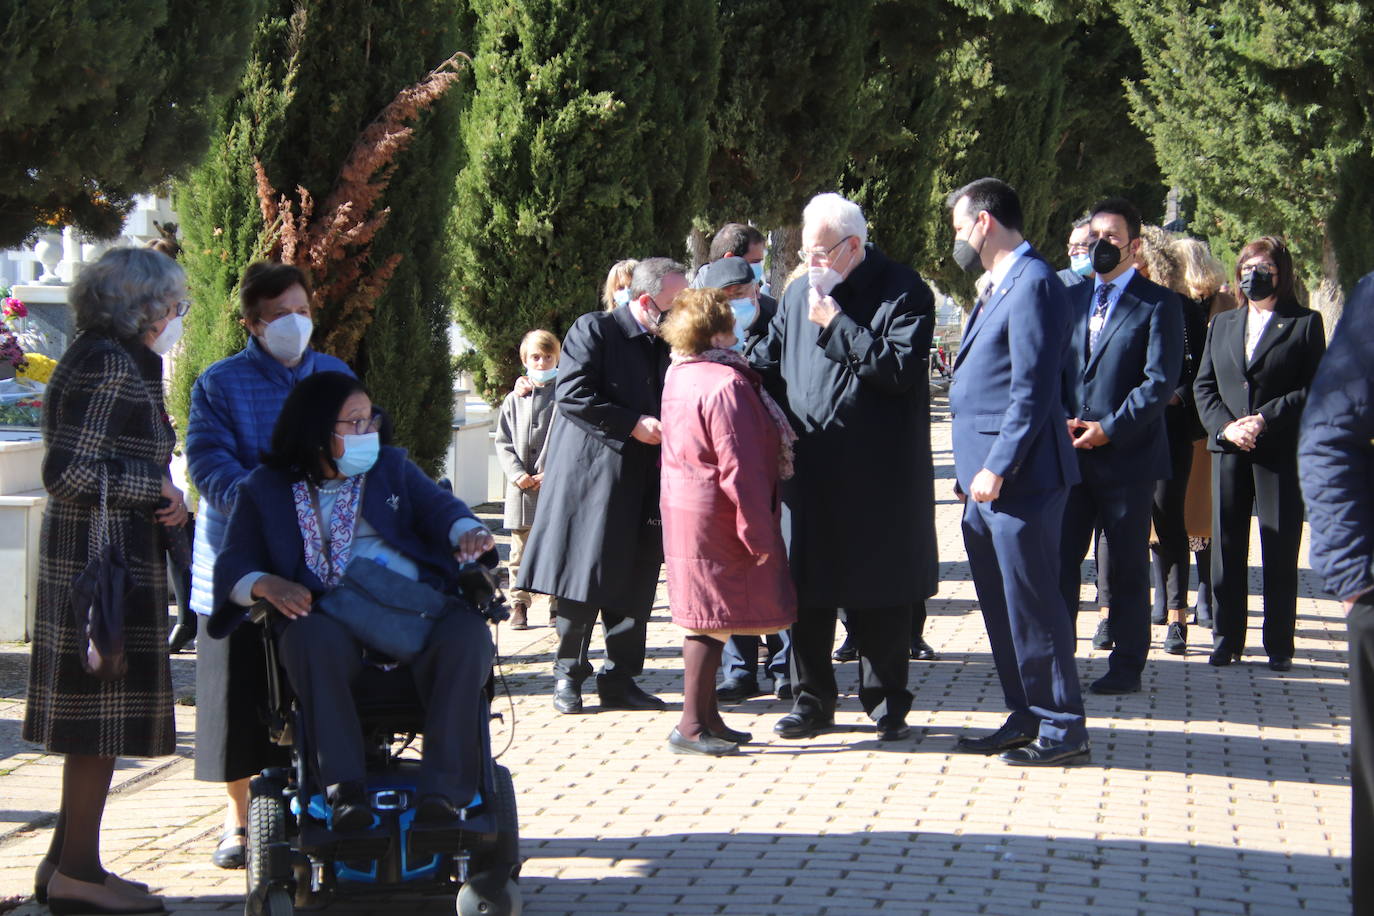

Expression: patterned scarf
xmin=291 ymin=475 xmax=365 ymax=587
xmin=672 ymin=347 xmax=797 ymax=479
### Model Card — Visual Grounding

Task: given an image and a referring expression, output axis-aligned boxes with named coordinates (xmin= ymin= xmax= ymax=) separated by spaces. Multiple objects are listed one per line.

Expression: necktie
xmin=1088 ymin=284 xmax=1112 ymax=356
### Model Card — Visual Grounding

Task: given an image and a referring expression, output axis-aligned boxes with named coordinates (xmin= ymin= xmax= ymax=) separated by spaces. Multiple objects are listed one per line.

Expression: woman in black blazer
xmin=1193 ymin=236 xmax=1325 ymax=670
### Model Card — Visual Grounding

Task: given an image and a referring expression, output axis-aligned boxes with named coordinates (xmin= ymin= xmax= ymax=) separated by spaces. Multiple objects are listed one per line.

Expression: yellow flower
xmin=17 ymin=353 xmax=56 ymax=384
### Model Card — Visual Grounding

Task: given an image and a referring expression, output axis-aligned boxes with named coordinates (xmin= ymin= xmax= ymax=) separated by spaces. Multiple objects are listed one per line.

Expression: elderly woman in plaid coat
xmin=23 ymin=247 xmax=190 ymax=915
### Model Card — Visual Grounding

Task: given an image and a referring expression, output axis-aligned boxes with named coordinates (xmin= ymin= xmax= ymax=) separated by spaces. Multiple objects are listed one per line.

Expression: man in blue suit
xmin=1060 ymin=197 xmax=1184 ymax=694
xmin=946 ymin=178 xmax=1089 ymax=766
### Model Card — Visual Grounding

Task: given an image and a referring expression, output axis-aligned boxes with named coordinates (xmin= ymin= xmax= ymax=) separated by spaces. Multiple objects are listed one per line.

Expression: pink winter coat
xmin=660 ymin=359 xmax=797 ymax=632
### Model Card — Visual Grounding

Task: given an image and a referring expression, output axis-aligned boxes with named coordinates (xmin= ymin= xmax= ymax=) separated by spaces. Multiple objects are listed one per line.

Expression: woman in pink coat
xmin=659 ymin=289 xmax=798 ymax=756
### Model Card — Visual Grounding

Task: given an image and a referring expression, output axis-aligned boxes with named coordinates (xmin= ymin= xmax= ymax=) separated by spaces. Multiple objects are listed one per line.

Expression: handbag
xmin=316 ymin=557 xmax=456 ymax=664
xmin=69 ymin=471 xmax=132 ymax=681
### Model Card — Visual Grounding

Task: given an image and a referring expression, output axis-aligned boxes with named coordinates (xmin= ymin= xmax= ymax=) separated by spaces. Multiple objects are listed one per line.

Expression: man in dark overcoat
xmin=752 ymin=192 xmax=936 ymax=742
xmin=517 ymin=258 xmax=688 ymax=714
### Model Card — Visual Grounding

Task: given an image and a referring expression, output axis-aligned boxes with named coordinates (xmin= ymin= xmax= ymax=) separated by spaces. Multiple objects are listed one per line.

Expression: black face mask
xmin=1239 ymin=269 xmax=1276 ymax=302
xmin=952 ymin=219 xmax=986 ymax=274
xmin=1089 ymin=237 xmax=1123 ymax=275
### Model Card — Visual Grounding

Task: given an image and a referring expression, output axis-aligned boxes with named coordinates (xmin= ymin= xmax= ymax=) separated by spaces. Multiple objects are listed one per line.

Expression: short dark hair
xmin=1235 ymin=236 xmax=1296 ymax=303
xmin=1089 ymin=197 xmax=1143 ymax=240
xmin=240 ymin=262 xmax=312 ymax=322
xmin=946 ymin=178 xmax=1024 ymax=233
xmin=262 ymin=371 xmax=369 ymax=484
xmin=709 ymin=223 xmax=766 ymax=261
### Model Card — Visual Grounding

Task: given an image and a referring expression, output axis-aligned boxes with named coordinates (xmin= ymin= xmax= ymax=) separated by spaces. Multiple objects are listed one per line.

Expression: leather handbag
xmin=70 ymin=471 xmax=132 ymax=681
xmin=316 ymin=557 xmax=456 ymax=663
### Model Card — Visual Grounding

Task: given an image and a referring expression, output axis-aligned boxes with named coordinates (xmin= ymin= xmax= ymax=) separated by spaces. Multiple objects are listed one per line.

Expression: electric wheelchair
xmin=239 ymin=562 xmax=521 ymax=916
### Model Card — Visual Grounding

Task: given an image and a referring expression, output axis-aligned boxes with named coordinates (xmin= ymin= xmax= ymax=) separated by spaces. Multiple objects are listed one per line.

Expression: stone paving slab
xmin=0 ymin=400 xmax=1352 ymax=914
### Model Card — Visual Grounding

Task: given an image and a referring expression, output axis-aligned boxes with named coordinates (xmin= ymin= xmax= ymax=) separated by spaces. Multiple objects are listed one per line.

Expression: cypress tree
xmin=0 ymin=1 xmax=264 ymax=247
xmin=174 ymin=0 xmax=467 ymax=474
xmin=450 ymin=0 xmax=720 ymax=399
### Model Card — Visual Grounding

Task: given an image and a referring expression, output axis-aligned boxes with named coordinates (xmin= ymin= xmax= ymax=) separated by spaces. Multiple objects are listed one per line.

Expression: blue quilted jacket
xmin=1299 ymin=272 xmax=1374 ymax=602
xmin=186 ymin=337 xmax=353 ymax=615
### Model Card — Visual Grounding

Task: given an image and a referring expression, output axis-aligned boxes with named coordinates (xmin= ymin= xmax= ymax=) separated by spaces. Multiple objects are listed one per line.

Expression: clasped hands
xmin=1222 ymin=413 xmax=1266 ymax=451
xmin=1066 ymin=418 xmax=1110 ymax=449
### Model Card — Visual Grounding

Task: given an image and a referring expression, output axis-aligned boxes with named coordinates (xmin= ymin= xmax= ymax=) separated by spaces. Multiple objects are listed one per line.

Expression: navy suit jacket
xmin=1061 ymin=271 xmax=1184 ymax=485
xmin=208 ymin=446 xmax=492 ymax=637
xmin=949 ymin=246 xmax=1079 ymax=494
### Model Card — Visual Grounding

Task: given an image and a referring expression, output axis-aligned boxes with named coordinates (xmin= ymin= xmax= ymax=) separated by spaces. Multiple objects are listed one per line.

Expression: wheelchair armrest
xmin=248 ymin=599 xmax=278 ymax=626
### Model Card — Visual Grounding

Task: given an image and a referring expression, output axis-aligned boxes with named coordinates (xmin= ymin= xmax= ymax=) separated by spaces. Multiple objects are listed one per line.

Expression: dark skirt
xmin=194 ymin=621 xmax=287 ymax=782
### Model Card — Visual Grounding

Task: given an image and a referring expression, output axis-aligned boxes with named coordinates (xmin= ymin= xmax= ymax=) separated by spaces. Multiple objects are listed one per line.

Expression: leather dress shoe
xmin=597 ymin=678 xmax=667 ymax=711
xmin=773 ymin=711 xmax=833 ymax=739
xmin=705 ymin=724 xmax=752 ymax=744
xmin=1162 ymin=622 xmax=1187 ymax=655
xmin=1089 ymin=674 xmax=1141 ymax=695
xmin=910 ymin=638 xmax=938 ymax=661
xmin=508 ymin=600 xmax=530 ymax=630
xmin=955 ymin=722 xmax=1034 ymax=755
xmin=668 ymin=728 xmax=740 ymax=756
xmin=832 ymin=639 xmax=858 ymax=662
xmin=210 ymin=827 xmax=245 ymax=869
xmin=552 ymin=679 xmax=583 ymax=714
xmin=1000 ymin=736 xmax=1092 ymax=766
xmin=37 ymin=861 xmax=150 ymax=906
xmin=715 ymin=678 xmax=763 ymax=704
xmin=1208 ymin=647 xmax=1241 ymax=667
xmin=774 ymin=679 xmax=794 ymax=701
xmin=1268 ymin=657 xmax=1293 ymax=672
xmin=415 ymin=793 xmax=462 ymax=825
xmin=876 ymin=716 xmax=910 ymax=741
xmin=328 ymin=782 xmax=374 ymax=833
xmin=45 ymin=871 xmax=164 ymax=915
xmin=1090 ymin=618 xmax=1114 ymax=649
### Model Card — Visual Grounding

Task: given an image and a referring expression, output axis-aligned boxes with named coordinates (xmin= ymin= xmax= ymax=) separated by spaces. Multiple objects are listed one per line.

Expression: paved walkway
xmin=0 ymin=402 xmax=1352 ymax=914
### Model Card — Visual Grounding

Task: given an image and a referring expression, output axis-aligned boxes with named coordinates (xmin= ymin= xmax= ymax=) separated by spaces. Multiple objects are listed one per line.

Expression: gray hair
xmin=802 ymin=193 xmax=868 ymax=246
xmin=70 ymin=247 xmax=187 ymax=339
xmin=629 ymin=257 xmax=688 ymax=299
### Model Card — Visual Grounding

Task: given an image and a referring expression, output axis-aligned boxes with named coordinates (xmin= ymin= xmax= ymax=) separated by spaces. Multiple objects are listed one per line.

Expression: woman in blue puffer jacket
xmin=185 ymin=262 xmax=352 ymax=870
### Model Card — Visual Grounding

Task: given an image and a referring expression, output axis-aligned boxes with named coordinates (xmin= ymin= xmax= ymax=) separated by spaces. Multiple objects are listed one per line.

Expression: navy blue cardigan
xmin=208 ymin=446 xmax=493 ymax=637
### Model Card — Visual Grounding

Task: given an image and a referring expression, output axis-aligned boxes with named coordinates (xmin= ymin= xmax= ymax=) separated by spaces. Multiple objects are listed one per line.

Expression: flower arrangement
xmin=17 ymin=352 xmax=56 ymax=385
xmin=0 ymin=289 xmax=27 ymax=374
xmin=2 ymin=296 xmax=26 ymax=320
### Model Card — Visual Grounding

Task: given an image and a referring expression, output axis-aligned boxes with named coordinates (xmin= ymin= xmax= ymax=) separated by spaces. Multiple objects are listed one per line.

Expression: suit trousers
xmin=964 ymin=487 xmax=1086 ymax=743
xmin=720 ymin=629 xmax=791 ymax=686
xmin=1349 ymin=595 xmax=1374 ymax=915
xmin=551 ymin=555 xmax=661 ymax=685
xmin=1211 ymin=449 xmax=1304 ymax=659
xmin=789 ymin=604 xmax=912 ymax=723
xmin=1061 ymin=478 xmax=1155 ymax=680
xmin=278 ymin=609 xmax=494 ymax=800
xmin=1152 ymin=408 xmax=1197 ymax=613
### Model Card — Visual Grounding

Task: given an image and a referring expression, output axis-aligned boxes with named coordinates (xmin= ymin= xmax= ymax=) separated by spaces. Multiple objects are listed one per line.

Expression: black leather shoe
xmin=1208 ymin=647 xmax=1240 ymax=667
xmin=668 ymin=728 xmax=740 ymax=756
xmin=715 ymin=678 xmax=763 ymax=704
xmin=210 ymin=827 xmax=245 ymax=869
xmin=415 ymin=793 xmax=462 ymax=825
xmin=328 ymin=782 xmax=374 ymax=832
xmin=876 ymin=716 xmax=910 ymax=742
xmin=954 ymin=722 xmax=1034 ymax=755
xmin=1089 ymin=674 xmax=1141 ymax=695
xmin=705 ymin=724 xmax=752 ymax=744
xmin=832 ymin=639 xmax=858 ymax=662
xmin=910 ymin=638 xmax=938 ymax=661
xmin=773 ymin=711 xmax=833 ymax=739
xmin=1000 ymin=737 xmax=1092 ymax=766
xmin=774 ymin=680 xmax=794 ymax=701
xmin=597 ymin=678 xmax=667 ymax=711
xmin=1162 ymin=622 xmax=1187 ymax=656
xmin=1268 ymin=657 xmax=1293 ymax=672
xmin=1091 ymin=618 xmax=1114 ymax=649
xmin=553 ymin=679 xmax=583 ymax=714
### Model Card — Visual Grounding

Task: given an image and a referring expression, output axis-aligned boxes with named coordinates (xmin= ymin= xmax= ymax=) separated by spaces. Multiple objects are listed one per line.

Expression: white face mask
xmin=260 ymin=312 xmax=313 ymax=364
xmin=148 ymin=314 xmax=184 ymax=355
xmin=808 ymin=265 xmax=843 ymax=296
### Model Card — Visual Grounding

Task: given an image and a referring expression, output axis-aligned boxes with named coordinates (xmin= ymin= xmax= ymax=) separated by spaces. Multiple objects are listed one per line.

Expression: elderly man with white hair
xmin=751 ymin=192 xmax=937 ymax=742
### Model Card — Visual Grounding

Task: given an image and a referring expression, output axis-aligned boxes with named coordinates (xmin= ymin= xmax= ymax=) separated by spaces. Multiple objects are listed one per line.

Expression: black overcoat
xmin=753 ymin=244 xmax=937 ymax=608
xmin=516 ymin=306 xmax=670 ymax=612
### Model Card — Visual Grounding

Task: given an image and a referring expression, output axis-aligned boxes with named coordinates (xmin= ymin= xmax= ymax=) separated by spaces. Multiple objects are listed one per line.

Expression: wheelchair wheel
xmin=263 ymin=887 xmax=294 ymax=916
xmin=246 ymin=784 xmax=288 ymax=896
xmin=491 ymin=763 xmax=520 ymax=874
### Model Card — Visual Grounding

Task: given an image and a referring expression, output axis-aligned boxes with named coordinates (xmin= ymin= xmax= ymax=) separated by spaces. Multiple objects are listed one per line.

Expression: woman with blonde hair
xmin=658 ymin=288 xmax=797 ymax=756
xmin=601 ymin=259 xmax=638 ymax=311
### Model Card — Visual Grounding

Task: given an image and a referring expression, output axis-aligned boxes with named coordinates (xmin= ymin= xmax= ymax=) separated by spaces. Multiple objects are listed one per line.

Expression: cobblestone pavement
xmin=0 ymin=401 xmax=1352 ymax=914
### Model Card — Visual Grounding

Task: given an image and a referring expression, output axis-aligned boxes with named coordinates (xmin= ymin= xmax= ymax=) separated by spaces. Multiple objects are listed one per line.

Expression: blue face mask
xmin=334 ymin=431 xmax=379 ymax=477
xmin=730 ymin=298 xmax=757 ymax=351
xmin=750 ymin=261 xmax=765 ymax=284
xmin=526 ymin=365 xmax=558 ymax=384
xmin=1070 ymin=253 xmax=1093 ymax=277
xmin=613 ymin=288 xmax=631 ymax=307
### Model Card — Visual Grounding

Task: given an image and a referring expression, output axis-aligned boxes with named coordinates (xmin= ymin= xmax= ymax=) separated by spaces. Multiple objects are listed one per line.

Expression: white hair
xmin=802 ymin=193 xmax=868 ymax=245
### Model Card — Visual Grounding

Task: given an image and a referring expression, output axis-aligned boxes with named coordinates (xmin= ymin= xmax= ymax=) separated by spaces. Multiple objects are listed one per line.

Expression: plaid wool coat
xmin=23 ymin=331 xmax=177 ymax=758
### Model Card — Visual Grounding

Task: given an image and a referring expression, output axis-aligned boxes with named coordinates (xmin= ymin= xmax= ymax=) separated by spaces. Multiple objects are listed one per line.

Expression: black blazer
xmin=1193 ymin=298 xmax=1326 ymax=457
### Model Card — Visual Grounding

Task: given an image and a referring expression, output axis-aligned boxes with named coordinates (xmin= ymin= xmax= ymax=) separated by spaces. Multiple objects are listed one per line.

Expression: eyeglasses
xmin=334 ymin=410 xmax=382 ymax=436
xmin=1067 ymin=243 xmax=1090 ymax=255
xmin=1241 ymin=261 xmax=1278 ymax=273
xmin=797 ymin=236 xmax=854 ymax=263
xmin=169 ymin=298 xmax=191 ymax=318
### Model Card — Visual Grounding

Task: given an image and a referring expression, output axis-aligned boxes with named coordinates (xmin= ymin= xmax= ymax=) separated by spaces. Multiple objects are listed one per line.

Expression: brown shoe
xmin=509 ymin=600 xmax=529 ymax=630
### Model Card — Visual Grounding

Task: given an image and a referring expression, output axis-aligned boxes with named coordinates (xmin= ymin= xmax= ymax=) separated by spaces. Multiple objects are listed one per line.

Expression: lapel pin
xmin=387 ymin=494 xmax=400 ymax=511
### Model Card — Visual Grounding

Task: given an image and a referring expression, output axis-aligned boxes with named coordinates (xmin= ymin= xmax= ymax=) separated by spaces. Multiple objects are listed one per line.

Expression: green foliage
xmin=174 ymin=0 xmax=466 ymax=475
xmin=451 ymin=0 xmax=720 ymax=400
xmin=0 ymin=1 xmax=264 ymax=247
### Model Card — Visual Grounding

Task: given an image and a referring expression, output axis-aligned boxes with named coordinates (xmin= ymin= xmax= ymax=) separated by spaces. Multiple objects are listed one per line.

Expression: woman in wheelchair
xmin=211 ymin=371 xmax=497 ymax=833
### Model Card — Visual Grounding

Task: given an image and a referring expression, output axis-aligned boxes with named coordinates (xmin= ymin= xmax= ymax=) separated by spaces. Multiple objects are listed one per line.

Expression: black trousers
xmin=1350 ymin=595 xmax=1374 ymax=914
xmin=790 ymin=604 xmax=912 ymax=723
xmin=278 ymin=610 xmax=494 ymax=800
xmin=1152 ymin=409 xmax=1197 ymax=613
xmin=1211 ymin=449 xmax=1304 ymax=659
xmin=553 ymin=599 xmax=649 ymax=685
